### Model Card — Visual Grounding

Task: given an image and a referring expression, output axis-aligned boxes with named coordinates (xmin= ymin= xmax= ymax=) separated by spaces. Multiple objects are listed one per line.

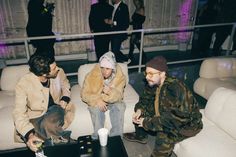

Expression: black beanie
xmin=146 ymin=56 xmax=168 ymax=72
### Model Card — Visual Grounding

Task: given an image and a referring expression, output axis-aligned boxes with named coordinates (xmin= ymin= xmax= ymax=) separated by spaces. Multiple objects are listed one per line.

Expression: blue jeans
xmin=88 ymin=102 xmax=126 ymax=139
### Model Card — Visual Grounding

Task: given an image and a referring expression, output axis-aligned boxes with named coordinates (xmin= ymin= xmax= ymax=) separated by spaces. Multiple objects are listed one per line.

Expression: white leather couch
xmin=174 ymin=87 xmax=236 ymax=157
xmin=194 ymin=57 xmax=236 ymax=100
xmin=0 ymin=63 xmax=139 ymax=151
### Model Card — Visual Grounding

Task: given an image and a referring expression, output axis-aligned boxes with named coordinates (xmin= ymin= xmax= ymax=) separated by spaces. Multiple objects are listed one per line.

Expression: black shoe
xmin=123 ymin=133 xmax=147 ymax=144
xmin=68 ymin=138 xmax=77 ymax=144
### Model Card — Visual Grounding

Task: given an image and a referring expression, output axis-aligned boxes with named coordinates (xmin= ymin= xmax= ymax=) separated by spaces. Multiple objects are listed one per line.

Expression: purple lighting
xmin=176 ymin=0 xmax=193 ymax=42
xmin=0 ymin=42 xmax=7 ymax=58
xmin=0 ymin=10 xmax=8 ymax=58
xmin=91 ymin=0 xmax=97 ymax=4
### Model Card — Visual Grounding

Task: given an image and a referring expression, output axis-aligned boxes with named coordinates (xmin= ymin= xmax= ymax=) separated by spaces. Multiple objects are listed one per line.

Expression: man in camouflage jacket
xmin=124 ymin=56 xmax=203 ymax=157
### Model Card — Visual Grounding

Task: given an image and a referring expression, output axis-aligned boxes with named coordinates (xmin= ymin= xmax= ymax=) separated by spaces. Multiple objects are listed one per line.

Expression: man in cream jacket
xmin=81 ymin=51 xmax=126 ymax=139
xmin=13 ymin=53 xmax=74 ymax=152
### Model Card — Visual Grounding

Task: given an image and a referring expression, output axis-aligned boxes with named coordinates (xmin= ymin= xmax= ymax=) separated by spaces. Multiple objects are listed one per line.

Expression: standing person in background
xmin=105 ymin=0 xmax=130 ymax=62
xmin=89 ymin=0 xmax=113 ymax=61
xmin=212 ymin=0 xmax=236 ymax=56
xmin=128 ymin=0 xmax=146 ymax=65
xmin=26 ymin=0 xmax=56 ymax=59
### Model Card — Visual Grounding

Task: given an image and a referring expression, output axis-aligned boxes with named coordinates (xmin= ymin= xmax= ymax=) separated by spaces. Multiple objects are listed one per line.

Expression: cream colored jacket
xmin=13 ymin=68 xmax=75 ymax=142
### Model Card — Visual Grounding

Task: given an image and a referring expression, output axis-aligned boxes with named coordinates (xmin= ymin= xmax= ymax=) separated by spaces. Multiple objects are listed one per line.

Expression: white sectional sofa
xmin=174 ymin=87 xmax=236 ymax=157
xmin=0 ymin=63 xmax=139 ymax=151
xmin=194 ymin=57 xmax=236 ymax=100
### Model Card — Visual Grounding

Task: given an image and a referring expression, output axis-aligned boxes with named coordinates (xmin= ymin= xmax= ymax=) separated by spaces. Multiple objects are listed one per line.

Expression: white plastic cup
xmin=97 ymin=128 xmax=109 ymax=146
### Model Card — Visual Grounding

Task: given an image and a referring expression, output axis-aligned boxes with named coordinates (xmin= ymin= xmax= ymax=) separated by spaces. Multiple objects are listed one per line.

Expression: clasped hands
xmin=102 ymin=84 xmax=111 ymax=95
xmin=104 ymin=19 xmax=116 ymax=26
xmin=132 ymin=109 xmax=144 ymax=127
xmin=96 ymin=85 xmax=112 ymax=112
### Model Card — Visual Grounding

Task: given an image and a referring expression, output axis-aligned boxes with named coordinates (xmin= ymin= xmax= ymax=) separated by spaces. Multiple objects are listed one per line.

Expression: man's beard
xmin=147 ymin=79 xmax=160 ymax=87
xmin=46 ymin=70 xmax=59 ymax=79
xmin=46 ymin=74 xmax=57 ymax=79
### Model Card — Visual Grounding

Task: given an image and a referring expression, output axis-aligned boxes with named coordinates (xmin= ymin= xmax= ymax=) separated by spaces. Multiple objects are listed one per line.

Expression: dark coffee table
xmin=0 ymin=136 xmax=128 ymax=157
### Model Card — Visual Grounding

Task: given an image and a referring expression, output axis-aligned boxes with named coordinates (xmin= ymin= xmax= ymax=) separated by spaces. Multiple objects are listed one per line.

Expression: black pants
xmin=111 ymin=34 xmax=128 ymax=62
xmin=213 ymin=25 xmax=236 ymax=56
xmin=129 ymin=33 xmax=146 ymax=63
xmin=32 ymin=38 xmax=55 ymax=59
xmin=191 ymin=27 xmax=215 ymax=56
xmin=94 ymin=35 xmax=110 ymax=61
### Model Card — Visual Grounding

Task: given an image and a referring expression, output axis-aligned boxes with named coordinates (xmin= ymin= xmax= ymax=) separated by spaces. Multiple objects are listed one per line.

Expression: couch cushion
xmin=199 ymin=58 xmax=236 ymax=79
xmin=0 ymin=91 xmax=15 ymax=109
xmin=0 ymin=106 xmax=25 ymax=150
xmin=77 ymin=63 xmax=129 ymax=87
xmin=174 ymin=115 xmax=236 ymax=157
xmin=0 ymin=65 xmax=29 ymax=91
xmin=204 ymin=87 xmax=236 ymax=139
xmin=194 ymin=77 xmax=236 ymax=99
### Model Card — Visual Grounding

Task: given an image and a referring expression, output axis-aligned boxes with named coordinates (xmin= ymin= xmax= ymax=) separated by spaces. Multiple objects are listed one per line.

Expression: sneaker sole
xmin=123 ymin=136 xmax=147 ymax=144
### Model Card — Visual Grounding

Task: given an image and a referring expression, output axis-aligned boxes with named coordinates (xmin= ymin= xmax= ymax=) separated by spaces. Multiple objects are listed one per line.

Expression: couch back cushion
xmin=78 ymin=63 xmax=128 ymax=87
xmin=205 ymin=87 xmax=236 ymax=139
xmin=0 ymin=65 xmax=29 ymax=91
xmin=199 ymin=58 xmax=236 ymax=78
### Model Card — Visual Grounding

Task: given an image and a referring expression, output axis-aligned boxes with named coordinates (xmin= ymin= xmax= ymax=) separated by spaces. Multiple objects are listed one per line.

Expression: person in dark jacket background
xmin=89 ymin=0 xmax=113 ymax=61
xmin=105 ymin=0 xmax=130 ymax=62
xmin=124 ymin=56 xmax=203 ymax=157
xmin=128 ymin=0 xmax=146 ymax=65
xmin=26 ymin=0 xmax=55 ymax=59
xmin=212 ymin=0 xmax=236 ymax=56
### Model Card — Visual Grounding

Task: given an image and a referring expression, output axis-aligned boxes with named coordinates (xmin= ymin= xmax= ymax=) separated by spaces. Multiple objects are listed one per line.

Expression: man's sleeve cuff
xmin=61 ymin=96 xmax=71 ymax=103
xmin=24 ymin=129 xmax=35 ymax=142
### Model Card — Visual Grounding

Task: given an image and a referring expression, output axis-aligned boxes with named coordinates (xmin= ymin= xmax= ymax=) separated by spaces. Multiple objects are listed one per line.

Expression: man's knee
xmin=152 ymin=133 xmax=175 ymax=157
xmin=88 ymin=106 xmax=100 ymax=111
xmin=110 ymin=102 xmax=126 ymax=112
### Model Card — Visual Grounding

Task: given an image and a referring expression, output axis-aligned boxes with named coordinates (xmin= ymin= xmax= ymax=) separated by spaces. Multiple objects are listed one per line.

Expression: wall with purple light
xmin=91 ymin=0 xmax=97 ymax=4
xmin=0 ymin=12 xmax=7 ymax=58
xmin=176 ymin=0 xmax=194 ymax=43
xmin=0 ymin=43 xmax=7 ymax=58
xmin=0 ymin=0 xmax=197 ymax=59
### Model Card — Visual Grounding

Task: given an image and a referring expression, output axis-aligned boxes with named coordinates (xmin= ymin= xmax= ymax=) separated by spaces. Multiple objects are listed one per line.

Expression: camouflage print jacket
xmin=135 ymin=76 xmax=203 ymax=137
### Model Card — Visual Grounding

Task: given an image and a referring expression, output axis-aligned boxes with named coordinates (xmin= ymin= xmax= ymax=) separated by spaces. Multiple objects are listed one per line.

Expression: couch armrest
xmin=199 ymin=58 xmax=236 ymax=79
xmin=0 ymin=65 xmax=29 ymax=91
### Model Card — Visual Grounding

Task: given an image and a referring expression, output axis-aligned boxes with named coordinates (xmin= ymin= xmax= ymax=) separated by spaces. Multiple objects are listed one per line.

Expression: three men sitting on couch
xmin=13 ymin=51 xmax=203 ymax=156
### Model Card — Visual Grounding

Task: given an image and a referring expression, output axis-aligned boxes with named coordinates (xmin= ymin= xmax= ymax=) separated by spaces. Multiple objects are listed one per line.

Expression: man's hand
xmin=132 ymin=109 xmax=142 ymax=123
xmin=96 ymin=99 xmax=108 ymax=112
xmin=59 ymin=100 xmax=68 ymax=109
xmin=135 ymin=117 xmax=144 ymax=127
xmin=26 ymin=133 xmax=44 ymax=152
xmin=102 ymin=85 xmax=111 ymax=95
xmin=104 ymin=19 xmax=113 ymax=25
